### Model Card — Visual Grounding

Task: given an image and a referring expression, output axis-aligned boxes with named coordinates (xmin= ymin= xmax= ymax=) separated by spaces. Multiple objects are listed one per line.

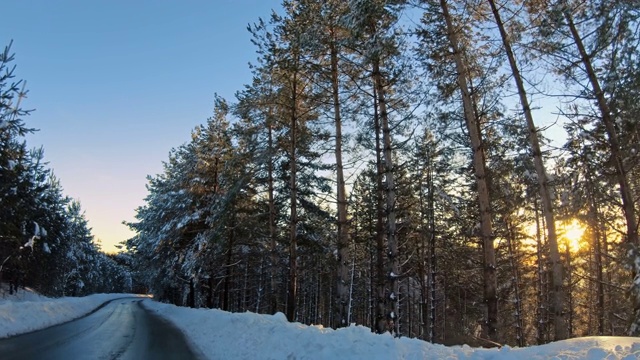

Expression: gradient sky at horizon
xmin=1 ymin=0 xmax=282 ymax=253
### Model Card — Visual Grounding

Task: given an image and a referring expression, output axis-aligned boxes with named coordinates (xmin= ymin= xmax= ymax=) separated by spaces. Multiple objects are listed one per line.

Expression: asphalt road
xmin=0 ymin=298 xmax=202 ymax=360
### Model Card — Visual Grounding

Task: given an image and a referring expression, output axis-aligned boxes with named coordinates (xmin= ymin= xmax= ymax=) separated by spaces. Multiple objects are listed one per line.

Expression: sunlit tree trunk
xmin=565 ymin=242 xmax=573 ymax=337
xmin=486 ymin=0 xmax=566 ymax=340
xmin=534 ymin=198 xmax=549 ymax=344
xmin=439 ymin=0 xmax=497 ymax=342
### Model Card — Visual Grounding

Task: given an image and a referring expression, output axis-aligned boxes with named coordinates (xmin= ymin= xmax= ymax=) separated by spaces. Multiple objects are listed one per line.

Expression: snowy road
xmin=0 ymin=298 xmax=201 ymax=360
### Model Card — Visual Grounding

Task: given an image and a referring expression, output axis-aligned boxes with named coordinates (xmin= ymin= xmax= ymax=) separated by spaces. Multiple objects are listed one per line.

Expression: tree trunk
xmin=429 ymin=185 xmax=437 ymax=343
xmin=330 ymin=30 xmax=351 ymax=329
xmin=565 ymin=243 xmax=573 ymax=337
xmin=373 ymin=58 xmax=400 ymax=337
xmin=534 ymin=198 xmax=548 ymax=344
xmin=585 ymin=166 xmax=605 ymax=335
xmin=188 ymin=278 xmax=195 ymax=308
xmin=418 ymin=164 xmax=429 ymax=340
xmin=563 ymin=9 xmax=639 ymax=335
xmin=287 ymin=68 xmax=299 ymax=323
xmin=486 ymin=0 xmax=566 ymax=340
xmin=207 ymin=277 xmax=214 ymax=309
xmin=373 ymin=83 xmax=387 ymax=335
xmin=222 ymin=210 xmax=235 ymax=312
xmin=267 ymin=109 xmax=278 ymax=314
xmin=439 ymin=0 xmax=498 ymax=342
xmin=505 ymin=219 xmax=525 ymax=347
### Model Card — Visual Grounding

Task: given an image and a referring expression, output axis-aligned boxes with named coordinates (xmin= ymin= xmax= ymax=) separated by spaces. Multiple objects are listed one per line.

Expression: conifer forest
xmin=2 ymin=0 xmax=640 ymax=348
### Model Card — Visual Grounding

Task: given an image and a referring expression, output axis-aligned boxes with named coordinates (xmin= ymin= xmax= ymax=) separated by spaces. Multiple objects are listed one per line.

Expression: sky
xmin=0 ymin=1 xmax=571 ymax=255
xmin=0 ymin=0 xmax=282 ymax=253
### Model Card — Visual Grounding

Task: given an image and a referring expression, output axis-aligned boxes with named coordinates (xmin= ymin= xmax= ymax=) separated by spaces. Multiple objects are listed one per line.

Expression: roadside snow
xmin=143 ymin=300 xmax=640 ymax=360
xmin=0 ymin=290 xmax=143 ymax=338
xmin=0 ymin=289 xmax=639 ymax=359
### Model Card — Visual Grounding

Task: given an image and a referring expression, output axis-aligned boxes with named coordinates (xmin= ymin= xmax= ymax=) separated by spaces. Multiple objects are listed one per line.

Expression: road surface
xmin=0 ymin=298 xmax=202 ymax=360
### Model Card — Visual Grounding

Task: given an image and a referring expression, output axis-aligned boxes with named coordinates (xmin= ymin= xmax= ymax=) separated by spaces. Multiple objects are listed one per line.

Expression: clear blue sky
xmin=1 ymin=0 xmax=282 ymax=253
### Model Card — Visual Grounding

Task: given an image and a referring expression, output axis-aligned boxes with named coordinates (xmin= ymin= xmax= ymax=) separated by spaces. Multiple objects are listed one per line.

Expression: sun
xmin=559 ymin=219 xmax=586 ymax=252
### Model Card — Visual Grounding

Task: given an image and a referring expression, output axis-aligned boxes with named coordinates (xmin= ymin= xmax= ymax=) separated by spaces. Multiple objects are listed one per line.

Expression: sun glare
xmin=559 ymin=219 xmax=586 ymax=252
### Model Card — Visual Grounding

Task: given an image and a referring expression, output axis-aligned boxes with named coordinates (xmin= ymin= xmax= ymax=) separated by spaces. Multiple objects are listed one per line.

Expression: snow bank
xmin=1 ymin=290 xmax=638 ymax=359
xmin=143 ymin=300 xmax=640 ymax=360
xmin=0 ymin=292 xmax=144 ymax=338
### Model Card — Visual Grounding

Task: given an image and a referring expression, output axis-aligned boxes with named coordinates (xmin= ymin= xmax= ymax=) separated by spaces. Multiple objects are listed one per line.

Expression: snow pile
xmin=143 ymin=300 xmax=640 ymax=360
xmin=0 ymin=292 xmax=144 ymax=338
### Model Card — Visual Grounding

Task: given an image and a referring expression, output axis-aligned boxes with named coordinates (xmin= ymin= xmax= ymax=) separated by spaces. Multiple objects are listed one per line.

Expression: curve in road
xmin=0 ymin=298 xmax=202 ymax=360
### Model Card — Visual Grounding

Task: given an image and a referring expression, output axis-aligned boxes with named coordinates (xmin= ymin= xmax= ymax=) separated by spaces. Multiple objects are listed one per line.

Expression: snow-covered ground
xmin=144 ymin=301 xmax=640 ymax=359
xmin=1 ymin=289 xmax=639 ymax=359
xmin=0 ymin=286 xmax=144 ymax=338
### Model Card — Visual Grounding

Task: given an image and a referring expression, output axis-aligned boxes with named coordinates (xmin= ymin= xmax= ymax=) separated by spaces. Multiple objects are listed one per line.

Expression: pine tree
xmin=346 ymin=0 xmax=409 ymax=336
xmin=486 ymin=0 xmax=567 ymax=341
xmin=418 ymin=0 xmax=499 ymax=341
xmin=526 ymin=0 xmax=640 ymax=334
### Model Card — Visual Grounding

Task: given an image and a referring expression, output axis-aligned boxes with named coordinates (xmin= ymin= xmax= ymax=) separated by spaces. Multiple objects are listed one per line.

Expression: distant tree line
xmin=0 ymin=42 xmax=132 ymax=298
xmin=124 ymin=0 xmax=639 ymax=346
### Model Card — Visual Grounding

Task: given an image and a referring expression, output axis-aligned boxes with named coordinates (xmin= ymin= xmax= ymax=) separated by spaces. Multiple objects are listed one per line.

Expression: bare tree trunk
xmin=330 ymin=30 xmax=351 ymax=329
xmin=267 ymin=109 xmax=278 ymax=315
xmin=585 ymin=167 xmax=605 ymax=335
xmin=439 ymin=0 xmax=497 ymax=342
xmin=534 ymin=198 xmax=548 ymax=344
xmin=595 ymin=222 xmax=605 ymax=335
xmin=222 ymin=209 xmax=235 ymax=312
xmin=222 ymin=222 xmax=235 ymax=311
xmin=487 ymin=0 xmax=566 ymax=340
xmin=423 ymin=153 xmax=437 ymax=343
xmin=373 ymin=83 xmax=387 ymax=335
xmin=287 ymin=61 xmax=299 ymax=323
xmin=208 ymin=157 xmax=221 ymax=310
xmin=429 ymin=185 xmax=437 ymax=343
xmin=207 ymin=277 xmax=214 ymax=309
xmin=565 ymin=243 xmax=573 ymax=337
xmin=373 ymin=58 xmax=400 ymax=337
xmin=418 ymin=166 xmax=429 ymax=340
xmin=505 ymin=219 xmax=524 ymax=347
xmin=188 ymin=278 xmax=195 ymax=308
